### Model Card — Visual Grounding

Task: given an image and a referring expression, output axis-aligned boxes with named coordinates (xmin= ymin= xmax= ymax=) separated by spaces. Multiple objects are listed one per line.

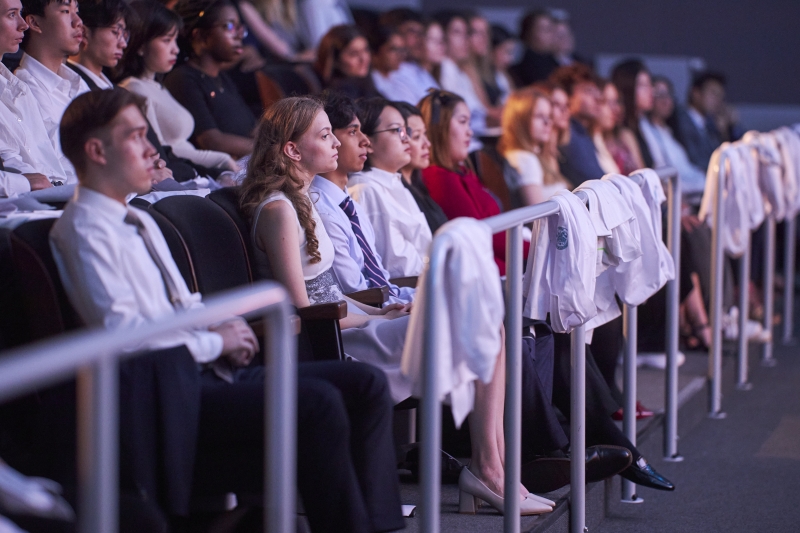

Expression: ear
xmin=25 ymin=14 xmax=42 ymax=35
xmin=84 ymin=138 xmax=107 ymax=167
xmin=283 ymin=141 xmax=302 ymax=162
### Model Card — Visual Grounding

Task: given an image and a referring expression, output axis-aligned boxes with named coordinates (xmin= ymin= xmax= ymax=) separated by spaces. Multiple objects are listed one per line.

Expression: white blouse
xmin=119 ymin=77 xmax=235 ymax=170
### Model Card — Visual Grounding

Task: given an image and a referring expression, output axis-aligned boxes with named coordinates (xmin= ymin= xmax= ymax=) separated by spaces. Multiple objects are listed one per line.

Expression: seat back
xmin=150 ymin=195 xmax=252 ymax=296
xmin=208 ymin=187 xmax=265 ymax=280
xmin=475 ymin=147 xmax=513 ymax=212
xmin=10 ymin=219 xmax=83 ymax=341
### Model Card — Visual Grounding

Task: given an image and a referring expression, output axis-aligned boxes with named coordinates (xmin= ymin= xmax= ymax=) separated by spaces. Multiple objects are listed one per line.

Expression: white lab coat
xmin=774 ymin=128 xmax=800 ymax=218
xmin=522 ymin=190 xmax=598 ymax=333
xmin=743 ymin=131 xmax=786 ymax=221
xmin=401 ymin=218 xmax=503 ymax=427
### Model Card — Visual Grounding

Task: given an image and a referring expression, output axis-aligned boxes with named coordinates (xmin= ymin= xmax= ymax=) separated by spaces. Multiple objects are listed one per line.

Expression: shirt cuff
xmin=0 ymin=171 xmax=31 ymax=197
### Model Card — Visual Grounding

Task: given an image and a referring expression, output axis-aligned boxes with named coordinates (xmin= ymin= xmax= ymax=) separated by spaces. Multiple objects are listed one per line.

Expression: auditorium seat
xmin=475 ymin=147 xmax=513 ymax=212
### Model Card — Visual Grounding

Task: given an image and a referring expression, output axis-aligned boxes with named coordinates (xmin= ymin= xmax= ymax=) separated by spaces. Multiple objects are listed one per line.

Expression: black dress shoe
xmin=521 ymin=445 xmax=634 ymax=493
xmin=620 ymin=457 xmax=675 ymax=491
xmin=585 ymin=445 xmax=632 ymax=483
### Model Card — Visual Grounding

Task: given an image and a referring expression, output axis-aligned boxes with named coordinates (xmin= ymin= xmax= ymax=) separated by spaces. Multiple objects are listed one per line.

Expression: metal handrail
xmin=0 ymin=282 xmax=296 ymax=533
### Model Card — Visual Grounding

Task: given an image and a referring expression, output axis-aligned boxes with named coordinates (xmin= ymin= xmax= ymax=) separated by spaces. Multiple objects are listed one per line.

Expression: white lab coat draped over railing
xmin=401 ymin=218 xmax=504 ymax=427
xmin=743 ymin=131 xmax=787 ymax=221
xmin=774 ymin=127 xmax=800 ymax=218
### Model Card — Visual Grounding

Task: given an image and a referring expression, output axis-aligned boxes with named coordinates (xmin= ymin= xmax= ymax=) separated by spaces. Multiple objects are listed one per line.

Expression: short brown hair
xmin=548 ymin=63 xmax=599 ymax=97
xmin=60 ymin=88 xmax=147 ymax=175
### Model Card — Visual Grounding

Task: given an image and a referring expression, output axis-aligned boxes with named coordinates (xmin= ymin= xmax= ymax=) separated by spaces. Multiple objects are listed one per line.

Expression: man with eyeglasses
xmin=67 ymin=0 xmax=129 ymax=91
xmin=17 ymin=0 xmax=89 ymax=172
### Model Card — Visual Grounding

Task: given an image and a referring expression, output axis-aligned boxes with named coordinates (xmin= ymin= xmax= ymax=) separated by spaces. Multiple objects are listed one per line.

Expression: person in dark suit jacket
xmin=508 ymin=9 xmax=559 ymax=87
xmin=669 ymin=72 xmax=728 ymax=171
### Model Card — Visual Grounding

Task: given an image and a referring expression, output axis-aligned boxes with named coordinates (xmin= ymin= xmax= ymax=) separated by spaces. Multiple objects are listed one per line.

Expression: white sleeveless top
xmin=252 ymin=191 xmax=345 ymax=305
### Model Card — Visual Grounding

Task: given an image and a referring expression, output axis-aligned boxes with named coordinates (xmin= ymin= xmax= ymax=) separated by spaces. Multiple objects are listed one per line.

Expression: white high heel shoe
xmin=526 ymin=493 xmax=556 ymax=507
xmin=458 ymin=467 xmax=553 ymax=516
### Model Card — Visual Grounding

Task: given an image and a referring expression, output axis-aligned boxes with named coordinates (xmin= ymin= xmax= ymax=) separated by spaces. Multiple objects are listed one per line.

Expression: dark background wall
xmin=420 ymin=0 xmax=800 ymax=105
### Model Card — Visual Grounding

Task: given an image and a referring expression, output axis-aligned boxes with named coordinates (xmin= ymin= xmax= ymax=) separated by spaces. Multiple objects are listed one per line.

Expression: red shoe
xmin=612 ymin=401 xmax=655 ymax=421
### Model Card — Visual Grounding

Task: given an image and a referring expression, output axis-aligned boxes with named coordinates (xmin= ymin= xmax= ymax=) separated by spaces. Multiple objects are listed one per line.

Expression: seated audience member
xmin=163 ymin=0 xmax=256 ymax=159
xmin=508 ymin=9 xmax=558 ymax=87
xmin=640 ymin=76 xmax=706 ymax=194
xmin=610 ymin=58 xmax=654 ymax=167
xmin=394 ymin=100 xmax=449 ymax=233
xmin=466 ymin=12 xmax=503 ymax=113
xmin=67 ymin=0 xmax=129 ymax=90
xmin=348 ymin=97 xmax=431 ymax=278
xmin=434 ymin=10 xmax=488 ymax=147
xmin=419 ymin=89 xmax=529 ymax=275
xmin=368 ymin=26 xmax=407 ymax=102
xmin=0 ymin=0 xmax=73 ymax=193
xmin=378 ymin=8 xmax=438 ymax=104
xmin=236 ymin=0 xmax=315 ymax=63
xmin=296 ymin=0 xmax=354 ymax=51
xmin=241 ymin=96 xmax=549 ymax=516
xmin=550 ymin=9 xmax=582 ymax=67
xmin=498 ymin=87 xmax=569 ymax=207
xmin=537 ymin=80 xmax=570 ymax=151
xmin=669 ymin=71 xmax=728 ymax=170
xmin=17 ymin=0 xmax=88 ymax=137
xmin=594 ymin=79 xmax=641 ymax=175
xmin=313 ymin=24 xmax=378 ymax=100
xmin=119 ymin=0 xmax=237 ymax=172
xmin=52 ymin=87 xmax=402 ymax=533
xmin=549 ymin=64 xmax=604 ymax=186
xmin=490 ymin=24 xmax=515 ymax=105
xmin=309 ymin=92 xmax=414 ymax=303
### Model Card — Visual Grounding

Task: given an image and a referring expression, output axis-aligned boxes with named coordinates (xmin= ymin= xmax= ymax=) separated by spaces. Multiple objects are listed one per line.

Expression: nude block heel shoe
xmin=458 ymin=467 xmax=553 ymax=516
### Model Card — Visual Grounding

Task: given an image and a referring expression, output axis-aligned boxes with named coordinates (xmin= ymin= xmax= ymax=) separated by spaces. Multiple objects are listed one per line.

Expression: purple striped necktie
xmin=339 ymin=195 xmax=397 ymax=296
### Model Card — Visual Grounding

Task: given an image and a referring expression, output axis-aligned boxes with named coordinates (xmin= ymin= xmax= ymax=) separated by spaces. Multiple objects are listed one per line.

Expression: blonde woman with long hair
xmin=498 ymin=87 xmax=570 ymax=207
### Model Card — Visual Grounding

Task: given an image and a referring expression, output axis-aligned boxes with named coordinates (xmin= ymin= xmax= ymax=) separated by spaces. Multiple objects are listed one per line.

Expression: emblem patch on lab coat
xmin=556 ymin=226 xmax=568 ymax=250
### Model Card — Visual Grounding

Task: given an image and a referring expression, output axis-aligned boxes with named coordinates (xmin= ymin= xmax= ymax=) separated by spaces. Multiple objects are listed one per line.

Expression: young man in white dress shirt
xmin=66 ymin=0 xmax=129 ymax=90
xmin=310 ymin=91 xmax=415 ymax=304
xmin=0 ymin=0 xmax=72 ymax=195
xmin=49 ymin=87 xmax=403 ymax=532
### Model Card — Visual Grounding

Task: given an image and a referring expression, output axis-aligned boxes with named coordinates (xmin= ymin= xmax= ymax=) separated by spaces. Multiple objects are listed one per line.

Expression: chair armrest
xmin=346 ymin=286 xmax=389 ymax=307
xmin=389 ymin=276 xmax=418 ymax=288
xmin=248 ymin=315 xmax=301 ymax=337
xmin=297 ymin=301 xmax=347 ymax=321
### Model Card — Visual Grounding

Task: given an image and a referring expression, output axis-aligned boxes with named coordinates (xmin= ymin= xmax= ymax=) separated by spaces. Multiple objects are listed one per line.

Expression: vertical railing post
xmin=664 ymin=172 xmax=683 ymax=460
xmin=77 ymin=356 xmax=118 ymax=533
xmin=736 ymin=234 xmax=753 ymax=390
xmin=782 ymin=216 xmax=797 ymax=345
xmin=503 ymin=225 xmax=523 ymax=530
xmin=264 ymin=299 xmax=297 ymax=533
xmin=762 ymin=215 xmax=777 ymax=366
xmin=421 ymin=251 xmax=446 ymax=533
xmin=621 ymin=305 xmax=641 ymax=503
xmin=570 ymin=326 xmax=586 ymax=533
xmin=709 ymin=156 xmax=727 ymax=418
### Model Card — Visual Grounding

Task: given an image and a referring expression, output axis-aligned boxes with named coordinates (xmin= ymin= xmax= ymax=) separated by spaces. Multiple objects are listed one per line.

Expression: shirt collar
xmin=73 ymin=185 xmax=130 ymax=223
xmin=67 ymin=60 xmax=112 ymax=89
xmin=350 ymin=167 xmax=402 ymax=189
xmin=687 ymin=107 xmax=706 ymax=130
xmin=311 ymin=174 xmax=349 ymax=205
xmin=19 ymin=53 xmax=84 ymax=96
xmin=0 ymin=62 xmax=28 ymax=102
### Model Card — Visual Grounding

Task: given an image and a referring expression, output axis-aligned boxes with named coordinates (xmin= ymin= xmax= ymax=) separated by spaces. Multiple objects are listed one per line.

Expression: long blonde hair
xmin=241 ymin=96 xmax=323 ymax=264
xmin=254 ymin=0 xmax=296 ymax=27
xmin=498 ymin=87 xmax=566 ymax=187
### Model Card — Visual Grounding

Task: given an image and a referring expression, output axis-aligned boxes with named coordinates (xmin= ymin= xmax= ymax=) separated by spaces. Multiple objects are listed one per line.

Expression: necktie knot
xmin=339 ymin=196 xmax=357 ymax=219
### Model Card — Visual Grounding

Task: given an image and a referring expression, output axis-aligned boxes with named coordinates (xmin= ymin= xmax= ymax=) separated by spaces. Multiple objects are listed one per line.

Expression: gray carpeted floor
xmin=597 ymin=338 xmax=800 ymax=533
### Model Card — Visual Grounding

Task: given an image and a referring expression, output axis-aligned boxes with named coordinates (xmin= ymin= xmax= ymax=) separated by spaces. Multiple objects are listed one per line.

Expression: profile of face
xmin=468 ymin=16 xmax=489 ymax=57
xmin=404 ymin=115 xmax=430 ymax=170
xmin=95 ymin=104 xmax=158 ymax=196
xmin=550 ymin=87 xmax=570 ymax=131
xmin=447 ymin=101 xmax=472 ymax=165
xmin=444 ymin=17 xmax=469 ymax=62
xmin=552 ymin=21 xmax=574 ymax=56
xmin=635 ymin=70 xmax=653 ymax=114
xmin=572 ymin=81 xmax=600 ymax=121
xmin=596 ymin=83 xmax=621 ymax=133
xmin=529 ymin=97 xmax=553 ymax=146
xmin=652 ymin=80 xmax=674 ymax=121
xmin=292 ymin=110 xmax=341 ymax=178
xmin=27 ymin=0 xmax=83 ymax=56
xmin=377 ymin=33 xmax=405 ymax=73
xmin=367 ymin=105 xmax=411 ymax=173
xmin=82 ymin=17 xmax=127 ymax=68
xmin=143 ymin=25 xmax=179 ymax=75
xmin=398 ymin=20 xmax=424 ymax=62
xmin=697 ymin=80 xmax=725 ymax=116
xmin=527 ymin=14 xmax=554 ymax=52
xmin=0 ymin=0 xmax=28 ymax=56
xmin=332 ymin=115 xmax=370 ymax=174
xmin=423 ymin=23 xmax=445 ymax=66
xmin=337 ymin=35 xmax=370 ymax=78
xmin=492 ymin=39 xmax=516 ymax=71
xmin=198 ymin=5 xmax=245 ymax=63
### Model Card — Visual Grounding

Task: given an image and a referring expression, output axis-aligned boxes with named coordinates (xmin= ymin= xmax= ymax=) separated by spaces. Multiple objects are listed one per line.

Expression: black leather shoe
xmin=586 ymin=445 xmax=633 ymax=483
xmin=620 ymin=457 xmax=675 ymax=491
xmin=521 ymin=445 xmax=633 ymax=493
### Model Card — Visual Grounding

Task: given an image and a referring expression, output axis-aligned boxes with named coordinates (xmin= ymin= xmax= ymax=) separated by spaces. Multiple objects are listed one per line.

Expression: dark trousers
xmin=192 ymin=361 xmax=404 ymax=533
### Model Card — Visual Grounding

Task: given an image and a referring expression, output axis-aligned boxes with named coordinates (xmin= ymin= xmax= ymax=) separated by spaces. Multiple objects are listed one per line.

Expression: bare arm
xmin=238 ymin=1 xmax=293 ymax=60
xmin=195 ymin=129 xmax=254 ymax=160
xmin=618 ymin=128 xmax=645 ymax=169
